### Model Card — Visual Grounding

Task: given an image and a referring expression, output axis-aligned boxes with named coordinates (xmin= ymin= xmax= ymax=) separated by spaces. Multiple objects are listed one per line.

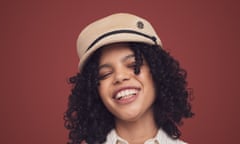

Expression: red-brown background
xmin=1 ymin=0 xmax=239 ymax=143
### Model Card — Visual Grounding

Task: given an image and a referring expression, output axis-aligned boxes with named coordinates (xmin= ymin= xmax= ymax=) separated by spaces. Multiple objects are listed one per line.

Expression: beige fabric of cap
xmin=76 ymin=13 xmax=162 ymax=70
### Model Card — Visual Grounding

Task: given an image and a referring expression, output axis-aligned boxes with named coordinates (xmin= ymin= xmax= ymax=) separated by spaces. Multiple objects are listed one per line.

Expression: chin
xmin=115 ymin=112 xmax=143 ymax=122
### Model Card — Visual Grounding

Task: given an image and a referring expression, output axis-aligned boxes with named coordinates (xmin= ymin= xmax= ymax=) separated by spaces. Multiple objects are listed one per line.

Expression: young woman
xmin=64 ymin=13 xmax=194 ymax=144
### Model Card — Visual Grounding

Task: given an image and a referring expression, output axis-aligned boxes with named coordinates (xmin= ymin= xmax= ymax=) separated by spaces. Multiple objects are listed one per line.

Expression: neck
xmin=115 ymin=109 xmax=158 ymax=144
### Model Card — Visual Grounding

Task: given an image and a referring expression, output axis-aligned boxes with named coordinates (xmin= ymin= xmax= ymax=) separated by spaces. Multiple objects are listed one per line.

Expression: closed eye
xmin=98 ymin=72 xmax=112 ymax=80
xmin=98 ymin=64 xmax=113 ymax=80
xmin=127 ymin=61 xmax=137 ymax=69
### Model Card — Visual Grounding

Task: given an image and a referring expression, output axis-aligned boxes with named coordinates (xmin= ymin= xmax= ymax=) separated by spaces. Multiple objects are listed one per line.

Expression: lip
xmin=113 ymin=86 xmax=140 ymax=104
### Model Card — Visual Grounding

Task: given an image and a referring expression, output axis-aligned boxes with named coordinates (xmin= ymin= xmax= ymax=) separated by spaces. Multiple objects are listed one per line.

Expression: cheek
xmin=139 ymin=68 xmax=153 ymax=82
xmin=97 ymin=82 xmax=114 ymax=110
xmin=98 ymin=80 xmax=110 ymax=99
xmin=98 ymin=85 xmax=104 ymax=99
xmin=140 ymin=69 xmax=156 ymax=92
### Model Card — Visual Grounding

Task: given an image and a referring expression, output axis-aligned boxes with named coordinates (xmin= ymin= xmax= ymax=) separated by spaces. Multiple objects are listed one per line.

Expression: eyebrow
xmin=98 ymin=54 xmax=135 ymax=70
xmin=122 ymin=54 xmax=135 ymax=62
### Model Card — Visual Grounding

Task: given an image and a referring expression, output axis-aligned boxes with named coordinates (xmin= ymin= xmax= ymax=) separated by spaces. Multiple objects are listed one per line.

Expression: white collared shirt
xmin=104 ymin=129 xmax=187 ymax=144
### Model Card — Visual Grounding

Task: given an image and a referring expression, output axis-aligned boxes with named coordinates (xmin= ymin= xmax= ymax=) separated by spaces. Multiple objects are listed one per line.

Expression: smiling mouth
xmin=114 ymin=89 xmax=139 ymax=100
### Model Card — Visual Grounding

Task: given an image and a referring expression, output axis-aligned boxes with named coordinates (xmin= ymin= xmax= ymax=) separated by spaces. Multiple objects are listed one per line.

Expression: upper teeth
xmin=115 ymin=89 xmax=138 ymax=99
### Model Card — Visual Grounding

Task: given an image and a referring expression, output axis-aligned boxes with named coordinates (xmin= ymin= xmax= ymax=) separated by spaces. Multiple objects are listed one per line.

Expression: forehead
xmin=98 ymin=43 xmax=134 ymax=61
xmin=101 ymin=43 xmax=131 ymax=52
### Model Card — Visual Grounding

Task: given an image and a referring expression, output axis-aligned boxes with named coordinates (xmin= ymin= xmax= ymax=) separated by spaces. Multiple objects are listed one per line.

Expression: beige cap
xmin=77 ymin=13 xmax=162 ymax=70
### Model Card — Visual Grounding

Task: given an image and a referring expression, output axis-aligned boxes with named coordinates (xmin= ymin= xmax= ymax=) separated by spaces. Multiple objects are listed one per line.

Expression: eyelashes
xmin=127 ymin=61 xmax=137 ymax=69
xmin=98 ymin=72 xmax=112 ymax=80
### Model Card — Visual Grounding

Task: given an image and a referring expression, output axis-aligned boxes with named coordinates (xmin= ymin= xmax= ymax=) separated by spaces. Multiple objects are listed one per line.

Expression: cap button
xmin=137 ymin=21 xmax=144 ymax=29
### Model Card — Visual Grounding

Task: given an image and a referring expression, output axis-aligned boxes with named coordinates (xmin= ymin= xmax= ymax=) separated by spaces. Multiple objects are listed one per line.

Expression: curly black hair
xmin=64 ymin=42 xmax=194 ymax=144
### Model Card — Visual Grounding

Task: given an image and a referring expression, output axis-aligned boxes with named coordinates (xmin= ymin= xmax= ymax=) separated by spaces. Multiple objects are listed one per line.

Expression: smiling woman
xmin=64 ymin=13 xmax=194 ymax=144
xmin=97 ymin=43 xmax=156 ymax=124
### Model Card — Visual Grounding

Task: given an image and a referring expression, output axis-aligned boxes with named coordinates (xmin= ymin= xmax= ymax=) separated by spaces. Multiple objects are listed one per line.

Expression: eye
xmin=98 ymin=71 xmax=112 ymax=80
xmin=127 ymin=61 xmax=137 ymax=69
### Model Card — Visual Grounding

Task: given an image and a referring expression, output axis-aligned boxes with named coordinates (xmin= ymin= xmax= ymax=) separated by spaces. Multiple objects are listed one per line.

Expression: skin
xmin=97 ymin=43 xmax=158 ymax=143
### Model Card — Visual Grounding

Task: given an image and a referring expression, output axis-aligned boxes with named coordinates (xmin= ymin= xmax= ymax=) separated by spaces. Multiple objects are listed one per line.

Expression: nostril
xmin=113 ymin=72 xmax=130 ymax=85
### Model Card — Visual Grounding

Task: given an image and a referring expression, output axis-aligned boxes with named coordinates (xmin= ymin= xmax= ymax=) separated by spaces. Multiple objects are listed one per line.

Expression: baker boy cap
xmin=77 ymin=13 xmax=162 ymax=70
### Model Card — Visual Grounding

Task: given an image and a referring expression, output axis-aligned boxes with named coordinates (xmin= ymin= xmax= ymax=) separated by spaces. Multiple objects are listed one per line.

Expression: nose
xmin=113 ymin=69 xmax=130 ymax=85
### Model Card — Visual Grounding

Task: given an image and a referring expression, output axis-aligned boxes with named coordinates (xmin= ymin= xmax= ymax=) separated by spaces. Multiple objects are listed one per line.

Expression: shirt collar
xmin=105 ymin=129 xmax=162 ymax=144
